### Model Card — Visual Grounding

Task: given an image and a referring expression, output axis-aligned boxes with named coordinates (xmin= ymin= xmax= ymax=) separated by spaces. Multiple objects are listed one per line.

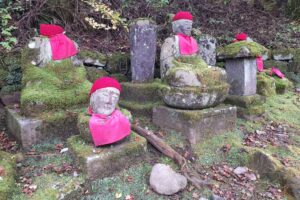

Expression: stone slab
xmin=198 ymin=35 xmax=217 ymax=66
xmin=67 ymin=133 xmax=147 ymax=180
xmin=153 ymin=105 xmax=237 ymax=145
xmin=129 ymin=20 xmax=157 ymax=82
xmin=6 ymin=108 xmax=79 ymax=148
xmin=225 ymin=58 xmax=257 ymax=96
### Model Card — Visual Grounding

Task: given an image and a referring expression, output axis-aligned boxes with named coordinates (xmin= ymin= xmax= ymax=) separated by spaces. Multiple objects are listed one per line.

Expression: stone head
xmin=172 ymin=11 xmax=193 ymax=36
xmin=89 ymin=77 xmax=122 ymax=116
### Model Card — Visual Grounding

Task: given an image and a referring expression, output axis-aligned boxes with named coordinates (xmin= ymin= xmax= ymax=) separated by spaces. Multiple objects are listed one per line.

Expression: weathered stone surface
xmin=0 ymin=91 xmax=20 ymax=106
xmin=152 ymin=105 xmax=237 ymax=145
xmin=6 ymin=108 xmax=79 ymax=148
xmin=167 ymin=69 xmax=202 ymax=87
xmin=149 ymin=163 xmax=187 ymax=195
xmin=67 ymin=133 xmax=147 ymax=180
xmin=273 ymin=53 xmax=293 ymax=61
xmin=162 ymin=84 xmax=229 ymax=109
xmin=198 ymin=35 xmax=217 ymax=66
xmin=224 ymin=94 xmax=265 ymax=108
xmin=129 ymin=19 xmax=157 ymax=82
xmin=226 ymin=58 xmax=257 ymax=96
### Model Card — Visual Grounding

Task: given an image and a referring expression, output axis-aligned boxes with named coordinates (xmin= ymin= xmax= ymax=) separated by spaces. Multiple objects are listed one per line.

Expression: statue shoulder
xmin=162 ymin=36 xmax=177 ymax=46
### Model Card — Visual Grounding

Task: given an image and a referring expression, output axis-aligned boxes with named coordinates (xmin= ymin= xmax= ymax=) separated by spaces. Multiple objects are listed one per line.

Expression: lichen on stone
xmin=218 ymin=41 xmax=268 ymax=59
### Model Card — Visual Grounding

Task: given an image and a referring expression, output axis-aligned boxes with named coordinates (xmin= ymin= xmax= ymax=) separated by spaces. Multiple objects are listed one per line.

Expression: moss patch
xmin=218 ymin=41 xmax=268 ymax=59
xmin=0 ymin=151 xmax=16 ymax=200
xmin=110 ymin=73 xmax=129 ymax=82
xmin=85 ymin=67 xmax=108 ymax=83
xmin=77 ymin=50 xmax=106 ymax=63
xmin=0 ymin=69 xmax=8 ymax=88
xmin=257 ymin=72 xmax=276 ymax=96
xmin=119 ymin=100 xmax=162 ymax=117
xmin=108 ymin=52 xmax=130 ymax=74
xmin=264 ymin=60 xmax=288 ymax=71
xmin=21 ymin=60 xmax=91 ymax=115
xmin=273 ymin=76 xmax=293 ymax=94
xmin=225 ymin=94 xmax=264 ymax=108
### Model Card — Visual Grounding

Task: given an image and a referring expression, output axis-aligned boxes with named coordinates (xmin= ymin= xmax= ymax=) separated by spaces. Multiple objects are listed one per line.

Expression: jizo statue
xmin=28 ymin=24 xmax=78 ymax=67
xmin=88 ymin=77 xmax=131 ymax=147
xmin=160 ymin=11 xmax=199 ymax=78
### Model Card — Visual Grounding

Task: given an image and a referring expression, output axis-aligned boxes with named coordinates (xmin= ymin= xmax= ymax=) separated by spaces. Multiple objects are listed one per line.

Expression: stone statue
xmin=160 ymin=11 xmax=199 ymax=78
xmin=160 ymin=11 xmax=229 ymax=109
xmin=88 ymin=77 xmax=131 ymax=146
xmin=28 ymin=24 xmax=78 ymax=67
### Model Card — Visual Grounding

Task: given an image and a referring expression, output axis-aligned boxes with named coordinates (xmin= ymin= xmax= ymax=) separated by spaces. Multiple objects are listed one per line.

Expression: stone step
xmin=153 ymin=105 xmax=237 ymax=145
xmin=67 ymin=133 xmax=147 ymax=180
xmin=6 ymin=108 xmax=79 ymax=148
xmin=224 ymin=94 xmax=265 ymax=108
xmin=120 ymin=81 xmax=165 ymax=102
xmin=119 ymin=100 xmax=163 ymax=118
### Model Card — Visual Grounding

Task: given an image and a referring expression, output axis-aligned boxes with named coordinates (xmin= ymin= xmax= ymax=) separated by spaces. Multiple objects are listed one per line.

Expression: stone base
xmin=224 ymin=95 xmax=265 ymax=118
xmin=67 ymin=133 xmax=147 ymax=180
xmin=152 ymin=105 xmax=237 ymax=145
xmin=6 ymin=108 xmax=79 ymax=148
xmin=120 ymin=81 xmax=165 ymax=117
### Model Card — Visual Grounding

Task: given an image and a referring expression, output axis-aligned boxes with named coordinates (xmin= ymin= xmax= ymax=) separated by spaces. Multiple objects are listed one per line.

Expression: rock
xmin=149 ymin=163 xmax=187 ymax=195
xmin=273 ymin=53 xmax=293 ymax=61
xmin=198 ymin=34 xmax=217 ymax=66
xmin=0 ymin=91 xmax=20 ymax=106
xmin=129 ymin=19 xmax=157 ymax=82
xmin=211 ymin=194 xmax=225 ymax=200
xmin=167 ymin=69 xmax=202 ymax=87
xmin=233 ymin=166 xmax=248 ymax=175
xmin=255 ymin=130 xmax=266 ymax=135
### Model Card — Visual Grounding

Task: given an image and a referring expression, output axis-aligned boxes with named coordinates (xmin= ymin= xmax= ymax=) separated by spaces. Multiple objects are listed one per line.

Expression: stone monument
xmin=68 ymin=77 xmax=147 ymax=179
xmin=153 ymin=11 xmax=237 ymax=145
xmin=218 ymin=37 xmax=269 ymax=117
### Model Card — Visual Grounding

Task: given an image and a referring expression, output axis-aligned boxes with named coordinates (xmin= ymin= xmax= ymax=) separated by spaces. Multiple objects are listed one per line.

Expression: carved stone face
xmin=172 ymin=19 xmax=193 ymax=36
xmin=90 ymin=87 xmax=120 ymax=116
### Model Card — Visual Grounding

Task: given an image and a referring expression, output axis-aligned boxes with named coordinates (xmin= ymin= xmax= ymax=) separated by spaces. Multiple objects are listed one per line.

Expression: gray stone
xmin=168 ymin=69 xmax=202 ymax=87
xmin=149 ymin=163 xmax=187 ymax=195
xmin=6 ymin=108 xmax=79 ymax=148
xmin=129 ymin=19 xmax=157 ymax=82
xmin=162 ymin=85 xmax=229 ymax=109
xmin=198 ymin=35 xmax=217 ymax=66
xmin=67 ymin=133 xmax=147 ymax=180
xmin=152 ymin=105 xmax=237 ymax=145
xmin=225 ymin=58 xmax=257 ymax=96
xmin=273 ymin=53 xmax=293 ymax=61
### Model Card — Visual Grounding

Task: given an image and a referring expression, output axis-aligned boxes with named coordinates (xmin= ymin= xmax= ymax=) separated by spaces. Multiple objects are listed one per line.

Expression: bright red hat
xmin=173 ymin=11 xmax=193 ymax=21
xmin=40 ymin=24 xmax=64 ymax=37
xmin=89 ymin=77 xmax=122 ymax=96
xmin=235 ymin=32 xmax=248 ymax=41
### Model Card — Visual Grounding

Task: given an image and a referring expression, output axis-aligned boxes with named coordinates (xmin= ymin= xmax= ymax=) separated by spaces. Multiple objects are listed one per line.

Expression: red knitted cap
xmin=235 ymin=32 xmax=248 ymax=41
xmin=89 ymin=77 xmax=122 ymax=96
xmin=40 ymin=24 xmax=64 ymax=37
xmin=173 ymin=11 xmax=193 ymax=21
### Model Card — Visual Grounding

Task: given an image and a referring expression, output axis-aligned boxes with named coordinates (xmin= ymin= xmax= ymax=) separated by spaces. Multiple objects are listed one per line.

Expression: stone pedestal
xmin=198 ymin=35 xmax=217 ymax=66
xmin=153 ymin=105 xmax=237 ymax=145
xmin=129 ymin=19 xmax=157 ymax=82
xmin=6 ymin=108 xmax=79 ymax=148
xmin=119 ymin=81 xmax=164 ymax=117
xmin=225 ymin=58 xmax=257 ymax=96
xmin=67 ymin=134 xmax=147 ymax=180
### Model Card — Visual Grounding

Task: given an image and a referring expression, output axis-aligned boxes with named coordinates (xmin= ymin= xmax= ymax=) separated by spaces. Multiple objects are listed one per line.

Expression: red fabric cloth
xmin=89 ymin=77 xmax=122 ymax=96
xmin=177 ymin=34 xmax=198 ymax=55
xmin=49 ymin=34 xmax=78 ymax=60
xmin=235 ymin=32 xmax=248 ymax=41
xmin=173 ymin=11 xmax=193 ymax=21
xmin=256 ymin=56 xmax=264 ymax=72
xmin=89 ymin=109 xmax=131 ymax=146
xmin=270 ymin=67 xmax=285 ymax=78
xmin=40 ymin=24 xmax=64 ymax=37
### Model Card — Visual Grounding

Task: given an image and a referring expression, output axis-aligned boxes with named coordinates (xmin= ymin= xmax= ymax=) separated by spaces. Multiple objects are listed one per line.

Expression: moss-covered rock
xmin=0 ymin=151 xmax=16 ymax=200
xmin=119 ymin=100 xmax=162 ymax=117
xmin=272 ymin=48 xmax=295 ymax=60
xmin=85 ymin=67 xmax=108 ymax=83
xmin=263 ymin=60 xmax=288 ymax=71
xmin=257 ymin=72 xmax=276 ymax=96
xmin=217 ymin=41 xmax=268 ymax=59
xmin=273 ymin=76 xmax=293 ymax=94
xmin=21 ymin=60 xmax=91 ymax=115
xmin=238 ymin=104 xmax=265 ymax=117
xmin=77 ymin=50 xmax=107 ymax=63
xmin=225 ymin=94 xmax=265 ymax=108
xmin=67 ymin=132 xmax=147 ymax=179
xmin=162 ymin=83 xmax=229 ymax=109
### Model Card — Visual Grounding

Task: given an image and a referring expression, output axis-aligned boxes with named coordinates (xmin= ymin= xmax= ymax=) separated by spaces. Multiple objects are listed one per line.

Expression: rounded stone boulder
xmin=162 ymin=84 xmax=229 ymax=109
xmin=149 ymin=163 xmax=187 ymax=195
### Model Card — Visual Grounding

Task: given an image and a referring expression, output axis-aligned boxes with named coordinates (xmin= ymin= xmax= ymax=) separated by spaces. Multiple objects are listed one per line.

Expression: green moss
xmin=0 ymin=151 xmax=16 ymax=200
xmin=67 ymin=135 xmax=93 ymax=158
xmin=257 ymin=72 xmax=276 ymax=96
xmin=0 ymin=84 xmax=22 ymax=96
xmin=218 ymin=41 xmax=268 ymax=59
xmin=272 ymin=48 xmax=295 ymax=57
xmin=265 ymin=92 xmax=300 ymax=129
xmin=110 ymin=73 xmax=129 ymax=82
xmin=239 ymin=105 xmax=265 ymax=116
xmin=119 ymin=100 xmax=162 ymax=117
xmin=77 ymin=50 xmax=107 ymax=63
xmin=21 ymin=60 xmax=91 ymax=115
xmin=273 ymin=77 xmax=293 ymax=94
xmin=264 ymin=60 xmax=288 ymax=71
xmin=85 ymin=67 xmax=108 ymax=83
xmin=225 ymin=94 xmax=264 ymax=108
xmin=107 ymin=52 xmax=130 ymax=73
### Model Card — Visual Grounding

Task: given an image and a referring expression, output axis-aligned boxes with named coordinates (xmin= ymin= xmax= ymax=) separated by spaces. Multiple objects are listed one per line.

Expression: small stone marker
xmin=149 ymin=163 xmax=187 ymax=195
xmin=198 ymin=34 xmax=217 ymax=66
xmin=129 ymin=19 xmax=157 ymax=82
xmin=226 ymin=58 xmax=257 ymax=96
